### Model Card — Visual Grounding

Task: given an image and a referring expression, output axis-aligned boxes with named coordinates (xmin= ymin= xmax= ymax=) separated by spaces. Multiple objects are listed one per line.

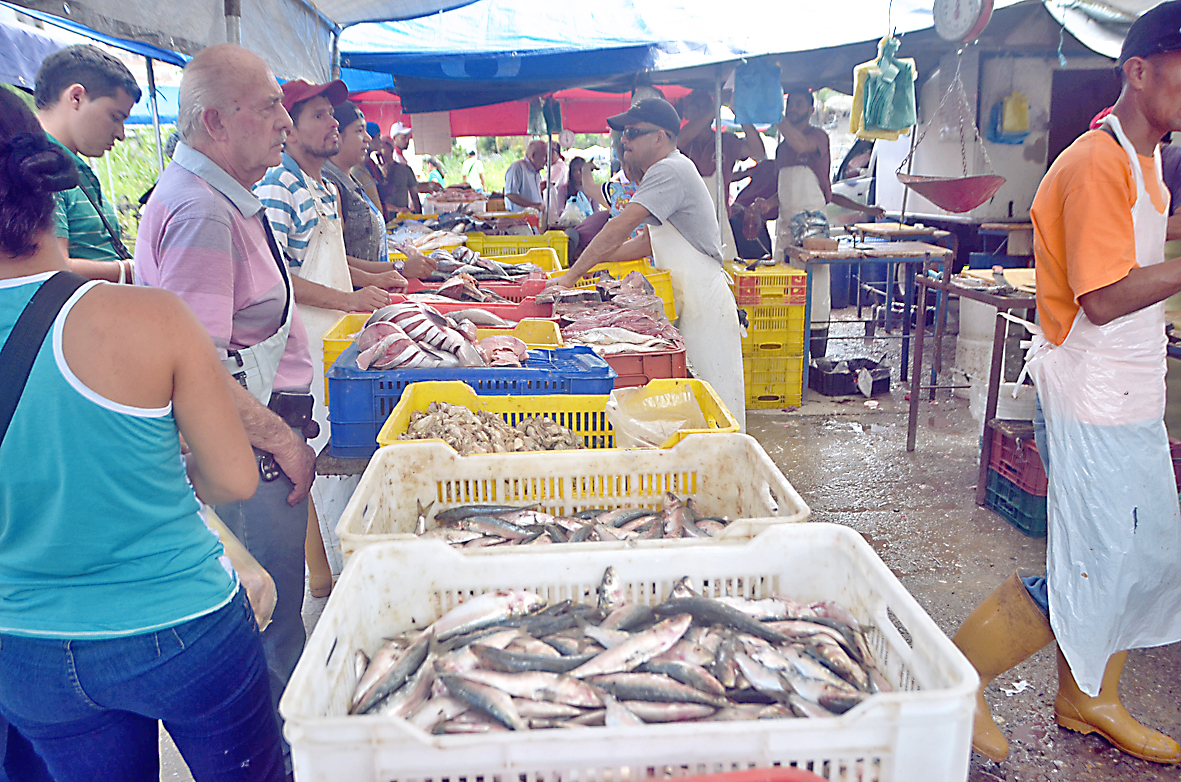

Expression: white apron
xmin=648 ymin=221 xmax=746 ymax=432
xmin=774 ymin=165 xmax=830 ymax=324
xmin=220 ymin=226 xmax=295 ymax=407
xmin=293 ymin=199 xmax=351 ymax=454
xmin=1026 ymin=114 xmax=1181 ymax=696
xmin=702 ymin=170 xmax=738 ymax=262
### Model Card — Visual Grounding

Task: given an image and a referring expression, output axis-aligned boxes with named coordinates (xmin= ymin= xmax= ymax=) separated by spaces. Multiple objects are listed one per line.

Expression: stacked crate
xmin=984 ymin=420 xmax=1047 ymax=537
xmin=727 ymin=263 xmax=807 ymax=409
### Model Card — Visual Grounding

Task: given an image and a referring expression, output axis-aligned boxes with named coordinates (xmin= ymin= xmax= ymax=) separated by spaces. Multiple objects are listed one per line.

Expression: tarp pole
xmin=145 ymin=57 xmax=164 ymax=176
xmin=224 ymin=0 xmax=241 ymax=45
xmin=331 ymin=31 xmax=340 ymax=79
xmin=543 ymin=131 xmax=552 ymax=232
xmin=714 ymin=69 xmax=724 ymax=253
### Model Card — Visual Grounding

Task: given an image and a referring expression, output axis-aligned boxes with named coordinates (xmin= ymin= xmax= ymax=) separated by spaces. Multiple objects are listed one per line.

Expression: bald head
xmin=177 ymin=44 xmax=292 ymax=188
xmin=179 ymin=45 xmax=271 ymax=143
xmin=525 ymin=139 xmax=548 ymax=170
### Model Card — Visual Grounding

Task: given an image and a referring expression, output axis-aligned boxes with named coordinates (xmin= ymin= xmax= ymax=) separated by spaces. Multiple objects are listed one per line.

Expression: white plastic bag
xmin=203 ymin=506 xmax=278 ymax=632
xmin=604 ymin=384 xmax=708 ymax=448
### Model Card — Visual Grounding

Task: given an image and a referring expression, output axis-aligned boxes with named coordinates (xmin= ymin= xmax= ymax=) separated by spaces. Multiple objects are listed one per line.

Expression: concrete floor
xmin=159 ymin=307 xmax=1181 ymax=782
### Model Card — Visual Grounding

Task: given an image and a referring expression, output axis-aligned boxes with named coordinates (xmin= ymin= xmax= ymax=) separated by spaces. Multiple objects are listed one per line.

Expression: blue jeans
xmin=0 ymin=589 xmax=284 ymax=782
xmin=1022 ymin=394 xmax=1051 ymax=617
xmin=215 ymin=454 xmax=308 ymax=768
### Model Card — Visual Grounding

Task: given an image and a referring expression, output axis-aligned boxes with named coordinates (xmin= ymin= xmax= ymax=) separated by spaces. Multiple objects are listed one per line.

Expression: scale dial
xmin=933 ymin=0 xmax=994 ymax=42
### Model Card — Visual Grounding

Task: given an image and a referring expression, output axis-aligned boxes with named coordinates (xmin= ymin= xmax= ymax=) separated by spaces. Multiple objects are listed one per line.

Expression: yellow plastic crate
xmin=726 ymin=261 xmax=808 ymax=306
xmin=741 ymin=303 xmax=806 ymax=356
xmin=465 ymin=231 xmax=569 ymax=266
xmin=321 ymin=315 xmax=562 ymax=398
xmin=376 ymin=378 xmax=739 ymax=452
xmin=547 ymin=258 xmax=677 ymax=321
xmin=743 ymin=354 xmax=804 ymax=409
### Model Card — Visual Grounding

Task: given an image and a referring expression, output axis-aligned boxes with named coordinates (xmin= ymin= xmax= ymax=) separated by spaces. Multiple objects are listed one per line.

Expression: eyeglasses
xmin=622 ymin=126 xmax=660 ymax=140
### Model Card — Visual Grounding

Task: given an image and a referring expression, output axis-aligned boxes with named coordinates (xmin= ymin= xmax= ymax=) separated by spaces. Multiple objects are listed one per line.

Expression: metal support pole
xmin=543 ymin=130 xmax=552 ymax=232
xmin=145 ymin=57 xmax=164 ymax=176
xmin=714 ymin=69 xmax=725 ymax=252
xmin=331 ymin=31 xmax=341 ymax=79
xmin=224 ymin=0 xmax=241 ymax=45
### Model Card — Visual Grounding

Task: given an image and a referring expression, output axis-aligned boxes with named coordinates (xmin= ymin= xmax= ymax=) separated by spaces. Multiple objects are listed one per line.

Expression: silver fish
xmin=406 ymin=695 xmax=468 ymax=731
xmin=569 ymin=614 xmax=693 ymax=678
xmin=440 ymin=674 xmax=527 ymax=730
xmin=641 ymin=659 xmax=728 ymax=698
xmin=623 ymin=701 xmax=716 ymax=723
xmin=433 ymin=590 xmax=546 ymax=641
xmin=351 ymin=630 xmax=431 ymax=715
xmin=597 ymin=566 xmax=625 ymax=616
xmin=600 ymin=690 xmax=644 ymax=727
xmin=588 ymin=672 xmax=729 ymax=708
xmin=458 ymin=669 xmax=603 ymax=708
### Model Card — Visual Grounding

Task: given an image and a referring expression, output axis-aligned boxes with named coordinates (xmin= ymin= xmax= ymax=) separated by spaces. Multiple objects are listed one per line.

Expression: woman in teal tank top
xmin=0 ymin=88 xmax=285 ymax=781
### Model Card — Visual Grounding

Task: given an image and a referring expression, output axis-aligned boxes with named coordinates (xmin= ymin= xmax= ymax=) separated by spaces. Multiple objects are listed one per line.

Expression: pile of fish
xmin=475 ymin=335 xmax=529 ymax=367
xmin=347 ymin=567 xmax=891 ymax=732
xmin=562 ymin=308 xmax=684 ymax=355
xmin=416 ymin=493 xmax=732 ymax=548
xmin=398 ymin=402 xmax=585 ymax=455
xmin=424 ymin=245 xmax=545 ymax=284
xmin=356 ymin=302 xmax=486 ymax=370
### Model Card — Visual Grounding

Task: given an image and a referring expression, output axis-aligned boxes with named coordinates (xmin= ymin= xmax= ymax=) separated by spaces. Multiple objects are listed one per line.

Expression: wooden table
xmin=906 ymin=273 xmax=1037 ymax=507
xmin=852 ymin=222 xmax=953 ymax=242
xmin=979 ymin=222 xmax=1034 ymax=257
xmin=788 ymin=240 xmax=954 ymax=399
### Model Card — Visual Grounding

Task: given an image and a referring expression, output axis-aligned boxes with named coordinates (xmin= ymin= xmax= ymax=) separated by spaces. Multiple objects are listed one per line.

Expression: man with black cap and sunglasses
xmin=950 ymin=1 xmax=1181 ymax=765
xmin=550 ymin=97 xmax=746 ymax=430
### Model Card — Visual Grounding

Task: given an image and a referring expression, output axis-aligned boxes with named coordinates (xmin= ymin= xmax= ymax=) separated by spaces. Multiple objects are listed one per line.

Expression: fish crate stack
xmin=726 ymin=263 xmax=808 ymax=409
xmin=280 ymin=525 xmax=978 ymax=782
xmin=983 ymin=420 xmax=1047 ymax=538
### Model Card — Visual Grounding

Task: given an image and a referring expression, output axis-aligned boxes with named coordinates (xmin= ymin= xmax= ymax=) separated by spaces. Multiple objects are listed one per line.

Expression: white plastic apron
xmin=648 ymin=221 xmax=746 ymax=432
xmin=293 ymin=198 xmax=351 ymax=454
xmin=702 ymin=170 xmax=738 ymax=262
xmin=220 ymin=229 xmax=294 ymax=407
xmin=1025 ymin=114 xmax=1181 ymax=696
xmin=774 ymin=165 xmax=830 ymax=323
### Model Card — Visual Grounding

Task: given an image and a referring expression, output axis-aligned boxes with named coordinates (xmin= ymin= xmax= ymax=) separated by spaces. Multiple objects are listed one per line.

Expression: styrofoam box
xmin=334 ymin=433 xmax=810 ymax=562
xmin=280 ymin=524 xmax=978 ymax=782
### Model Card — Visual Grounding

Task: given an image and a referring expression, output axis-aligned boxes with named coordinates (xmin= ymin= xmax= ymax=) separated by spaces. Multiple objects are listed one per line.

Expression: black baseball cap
xmin=1119 ymin=0 xmax=1181 ymax=65
xmin=607 ymin=98 xmax=682 ymax=136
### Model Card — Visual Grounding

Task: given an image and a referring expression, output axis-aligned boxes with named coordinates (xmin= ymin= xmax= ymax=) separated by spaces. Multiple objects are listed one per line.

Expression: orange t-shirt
xmin=1031 ymin=129 xmax=1168 ymax=345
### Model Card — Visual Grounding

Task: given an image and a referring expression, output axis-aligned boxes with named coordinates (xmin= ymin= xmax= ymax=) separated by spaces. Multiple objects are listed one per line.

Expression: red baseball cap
xmin=281 ymin=79 xmax=348 ymax=113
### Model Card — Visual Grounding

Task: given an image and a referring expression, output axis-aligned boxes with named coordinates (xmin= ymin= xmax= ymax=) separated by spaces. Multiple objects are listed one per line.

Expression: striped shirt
xmin=49 ymin=135 xmax=122 ymax=262
xmin=254 ymin=153 xmax=339 ymax=268
xmin=135 ymin=142 xmax=313 ymax=394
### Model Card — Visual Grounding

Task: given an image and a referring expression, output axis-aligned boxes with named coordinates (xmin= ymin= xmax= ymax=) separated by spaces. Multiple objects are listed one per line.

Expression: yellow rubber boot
xmin=952 ymin=572 xmax=1054 ymax=762
xmin=1055 ymin=649 xmax=1181 ymax=764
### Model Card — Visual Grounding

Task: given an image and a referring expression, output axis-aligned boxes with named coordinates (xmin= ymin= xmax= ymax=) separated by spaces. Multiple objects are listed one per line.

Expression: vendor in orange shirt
xmin=951 ymin=1 xmax=1181 ymax=766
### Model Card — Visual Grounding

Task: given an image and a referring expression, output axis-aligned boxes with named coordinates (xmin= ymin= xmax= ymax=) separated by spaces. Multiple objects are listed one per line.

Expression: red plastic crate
xmin=987 ymin=420 xmax=1047 ymax=497
xmin=604 ymin=347 xmax=688 ymax=388
xmin=387 ymin=293 xmax=553 ymax=320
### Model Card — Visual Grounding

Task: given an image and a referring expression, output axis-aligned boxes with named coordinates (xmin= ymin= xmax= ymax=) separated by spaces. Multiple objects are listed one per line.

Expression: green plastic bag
xmin=863 ymin=37 xmax=916 ymax=132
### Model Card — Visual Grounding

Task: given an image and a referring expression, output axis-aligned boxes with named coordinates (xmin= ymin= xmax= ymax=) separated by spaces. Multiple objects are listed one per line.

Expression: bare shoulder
xmin=70 ymin=283 xmax=208 ymax=354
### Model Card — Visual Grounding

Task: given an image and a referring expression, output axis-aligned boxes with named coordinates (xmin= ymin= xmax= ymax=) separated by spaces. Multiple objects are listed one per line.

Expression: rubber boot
xmin=951 ymin=572 xmax=1054 ymax=762
xmin=1055 ymin=649 xmax=1181 ymax=763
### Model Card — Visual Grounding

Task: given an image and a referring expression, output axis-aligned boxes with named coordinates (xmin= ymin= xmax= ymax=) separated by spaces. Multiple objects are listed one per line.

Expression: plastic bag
xmin=1003 ymin=90 xmax=1029 ymax=133
xmin=202 ymin=506 xmax=277 ymax=632
xmin=732 ymin=60 xmax=783 ymax=126
xmin=858 ymin=37 xmax=917 ymax=134
xmin=604 ymin=384 xmax=708 ymax=448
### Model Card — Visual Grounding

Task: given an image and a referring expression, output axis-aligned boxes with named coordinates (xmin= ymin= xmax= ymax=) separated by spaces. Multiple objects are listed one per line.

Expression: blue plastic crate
xmin=326 ymin=344 xmax=617 ymax=458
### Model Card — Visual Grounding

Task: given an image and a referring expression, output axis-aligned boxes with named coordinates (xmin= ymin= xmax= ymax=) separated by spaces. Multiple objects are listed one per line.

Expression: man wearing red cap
xmin=951 ymin=1 xmax=1181 ymax=765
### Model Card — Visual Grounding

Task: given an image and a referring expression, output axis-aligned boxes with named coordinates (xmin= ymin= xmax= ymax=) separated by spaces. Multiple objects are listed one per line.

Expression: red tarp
xmin=351 ymin=85 xmax=691 ymax=137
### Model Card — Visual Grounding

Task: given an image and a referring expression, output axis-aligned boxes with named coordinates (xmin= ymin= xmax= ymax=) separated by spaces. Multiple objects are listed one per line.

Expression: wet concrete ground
xmin=161 ymin=307 xmax=1181 ymax=781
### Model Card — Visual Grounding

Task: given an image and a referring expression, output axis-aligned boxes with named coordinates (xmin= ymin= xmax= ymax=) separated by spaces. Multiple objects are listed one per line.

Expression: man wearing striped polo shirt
xmin=35 ymin=44 xmax=141 ymax=283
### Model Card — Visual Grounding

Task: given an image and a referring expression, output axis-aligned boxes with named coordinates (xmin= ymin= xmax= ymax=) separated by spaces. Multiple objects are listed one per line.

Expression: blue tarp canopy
xmin=339 ymin=0 xmax=944 ymax=112
xmin=0 ymin=2 xmax=187 ymax=66
xmin=128 ymin=85 xmax=179 ymax=125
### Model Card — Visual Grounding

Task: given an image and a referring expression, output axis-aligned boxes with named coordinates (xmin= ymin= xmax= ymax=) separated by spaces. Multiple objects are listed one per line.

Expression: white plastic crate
xmin=334 ymin=433 xmax=810 ymax=562
xmin=280 ymin=524 xmax=978 ymax=782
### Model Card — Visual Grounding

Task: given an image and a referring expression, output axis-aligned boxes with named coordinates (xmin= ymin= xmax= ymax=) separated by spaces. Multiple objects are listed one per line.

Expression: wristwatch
xmin=393 ymin=259 xmax=405 ymax=272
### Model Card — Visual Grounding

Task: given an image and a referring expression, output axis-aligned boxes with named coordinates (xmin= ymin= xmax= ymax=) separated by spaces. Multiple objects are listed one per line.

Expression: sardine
xmin=406 ymin=695 xmax=468 ymax=731
xmin=568 ymin=614 xmax=693 ymax=678
xmin=600 ymin=690 xmax=644 ymax=727
xmin=641 ymin=659 xmax=728 ymax=698
xmin=373 ymin=655 xmax=436 ymax=718
xmin=457 ymin=669 xmax=603 ymax=708
xmin=470 ymin=644 xmax=594 ymax=674
xmin=511 ymin=699 xmax=584 ymax=719
xmin=588 ymin=672 xmax=729 ymax=708
xmin=439 ymin=674 xmax=527 ymax=730
xmin=415 ymin=500 xmax=433 ymax=536
xmin=597 ymin=566 xmax=625 ymax=617
xmin=653 ymin=597 xmax=793 ymax=644
xmin=623 ymin=701 xmax=716 ymax=723
xmin=434 ymin=504 xmax=539 ymax=523
xmin=433 ymin=590 xmax=546 ymax=641
xmin=600 ymin=604 xmax=655 ymax=631
xmin=351 ymin=630 xmax=431 ymax=715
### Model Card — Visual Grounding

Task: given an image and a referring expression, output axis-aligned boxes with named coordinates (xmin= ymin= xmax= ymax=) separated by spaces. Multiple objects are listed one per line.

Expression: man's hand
xmin=367 ymin=269 xmax=408 ymax=292
xmin=863 ymin=205 xmax=886 ymax=220
xmin=347 ymin=285 xmax=393 ymax=311
xmin=270 ymin=433 xmax=316 ymax=505
xmin=402 ymin=247 xmax=437 ymax=280
xmin=547 ymin=273 xmax=577 ymax=289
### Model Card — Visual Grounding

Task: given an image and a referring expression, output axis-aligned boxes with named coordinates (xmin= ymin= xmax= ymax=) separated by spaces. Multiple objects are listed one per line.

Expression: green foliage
xmin=431 ymin=134 xmax=609 ymax=193
xmin=2 ymin=83 xmax=36 ymax=111
xmin=90 ymin=125 xmax=174 ymax=241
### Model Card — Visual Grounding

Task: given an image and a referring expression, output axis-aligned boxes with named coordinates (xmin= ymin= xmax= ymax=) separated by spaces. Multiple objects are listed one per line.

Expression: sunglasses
xmin=622 ymin=126 xmax=660 ymax=140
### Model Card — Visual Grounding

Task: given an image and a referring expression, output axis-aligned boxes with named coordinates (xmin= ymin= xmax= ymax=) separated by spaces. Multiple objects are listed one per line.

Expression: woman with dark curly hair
xmin=0 ymin=88 xmax=286 ymax=781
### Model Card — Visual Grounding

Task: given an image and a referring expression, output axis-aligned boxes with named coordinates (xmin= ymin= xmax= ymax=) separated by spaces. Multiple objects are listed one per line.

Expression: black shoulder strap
xmin=0 ymin=271 xmax=89 ymax=447
xmin=75 ymin=184 xmax=133 ymax=260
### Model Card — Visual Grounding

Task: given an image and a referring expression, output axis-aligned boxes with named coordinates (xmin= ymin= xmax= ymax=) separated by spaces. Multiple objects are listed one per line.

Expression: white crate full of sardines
xmin=334 ymin=433 xmax=809 ymax=562
xmin=280 ymin=525 xmax=978 ymax=782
